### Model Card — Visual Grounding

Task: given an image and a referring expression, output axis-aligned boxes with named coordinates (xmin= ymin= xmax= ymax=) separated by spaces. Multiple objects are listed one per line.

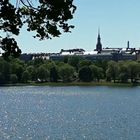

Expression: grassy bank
xmin=33 ymin=82 xmax=140 ymax=87
xmin=2 ymin=81 xmax=139 ymax=87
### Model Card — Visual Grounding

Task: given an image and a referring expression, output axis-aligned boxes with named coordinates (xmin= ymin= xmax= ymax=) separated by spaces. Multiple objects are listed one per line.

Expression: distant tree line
xmin=0 ymin=56 xmax=140 ymax=84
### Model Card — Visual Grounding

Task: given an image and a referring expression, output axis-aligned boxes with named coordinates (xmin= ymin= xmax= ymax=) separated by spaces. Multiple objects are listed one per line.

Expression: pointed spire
xmin=98 ymin=27 xmax=100 ymax=35
xmin=98 ymin=27 xmax=100 ymax=38
xmin=96 ymin=28 xmax=102 ymax=53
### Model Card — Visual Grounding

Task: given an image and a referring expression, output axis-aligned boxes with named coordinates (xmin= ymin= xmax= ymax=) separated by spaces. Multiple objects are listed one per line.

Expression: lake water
xmin=0 ymin=86 xmax=140 ymax=140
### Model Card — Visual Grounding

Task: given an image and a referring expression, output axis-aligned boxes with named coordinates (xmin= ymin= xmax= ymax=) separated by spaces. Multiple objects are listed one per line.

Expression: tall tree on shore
xmin=37 ymin=65 xmax=49 ymax=82
xmin=90 ymin=64 xmax=103 ymax=82
xmin=0 ymin=0 xmax=76 ymax=58
xmin=0 ymin=58 xmax=10 ymax=84
xmin=118 ymin=61 xmax=129 ymax=83
xmin=22 ymin=70 xmax=30 ymax=83
xmin=59 ymin=64 xmax=75 ymax=82
xmin=106 ymin=61 xmax=119 ymax=83
xmin=127 ymin=61 xmax=140 ymax=83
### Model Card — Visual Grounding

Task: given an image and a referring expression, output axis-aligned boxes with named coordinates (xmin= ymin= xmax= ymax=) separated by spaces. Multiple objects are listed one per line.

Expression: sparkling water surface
xmin=0 ymin=86 xmax=140 ymax=140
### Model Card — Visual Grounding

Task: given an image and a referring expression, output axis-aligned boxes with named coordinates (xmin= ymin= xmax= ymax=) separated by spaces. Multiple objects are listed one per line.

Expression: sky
xmin=15 ymin=0 xmax=140 ymax=53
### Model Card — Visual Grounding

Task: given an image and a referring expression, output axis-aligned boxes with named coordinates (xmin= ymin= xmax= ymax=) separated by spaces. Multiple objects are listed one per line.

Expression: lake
xmin=0 ymin=86 xmax=140 ymax=140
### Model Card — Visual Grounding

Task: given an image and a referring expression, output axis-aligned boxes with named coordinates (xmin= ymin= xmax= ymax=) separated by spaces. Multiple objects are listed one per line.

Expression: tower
xmin=127 ymin=41 xmax=130 ymax=49
xmin=96 ymin=29 xmax=102 ymax=53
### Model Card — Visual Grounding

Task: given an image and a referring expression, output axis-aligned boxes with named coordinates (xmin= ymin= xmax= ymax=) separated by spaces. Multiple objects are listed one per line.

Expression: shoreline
xmin=0 ymin=82 xmax=140 ymax=87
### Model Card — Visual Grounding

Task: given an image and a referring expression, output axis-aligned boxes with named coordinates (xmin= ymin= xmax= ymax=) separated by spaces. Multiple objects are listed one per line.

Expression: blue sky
xmin=15 ymin=0 xmax=140 ymax=53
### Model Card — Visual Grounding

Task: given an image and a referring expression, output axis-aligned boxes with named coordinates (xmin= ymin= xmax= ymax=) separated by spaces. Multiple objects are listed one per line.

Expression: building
xmin=20 ymin=30 xmax=140 ymax=62
xmin=49 ymin=30 xmax=138 ymax=61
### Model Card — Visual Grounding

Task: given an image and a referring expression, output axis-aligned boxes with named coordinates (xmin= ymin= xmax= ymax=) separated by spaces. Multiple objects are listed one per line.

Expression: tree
xmin=0 ymin=57 xmax=10 ymax=83
xmin=127 ymin=61 xmax=140 ymax=83
xmin=94 ymin=60 xmax=108 ymax=77
xmin=90 ymin=64 xmax=103 ymax=82
xmin=26 ymin=65 xmax=37 ymax=81
xmin=43 ymin=60 xmax=55 ymax=71
xmin=59 ymin=64 xmax=75 ymax=82
xmin=63 ymin=56 xmax=69 ymax=63
xmin=0 ymin=0 xmax=76 ymax=58
xmin=68 ymin=56 xmax=80 ymax=70
xmin=0 ymin=72 xmax=5 ymax=84
xmin=79 ymin=60 xmax=92 ymax=68
xmin=118 ymin=61 xmax=129 ymax=83
xmin=10 ymin=59 xmax=25 ymax=82
xmin=78 ymin=66 xmax=92 ymax=82
xmin=50 ymin=66 xmax=58 ymax=82
xmin=33 ymin=58 xmax=44 ymax=67
xmin=106 ymin=61 xmax=119 ymax=83
xmin=36 ymin=65 xmax=49 ymax=82
xmin=22 ymin=70 xmax=30 ymax=83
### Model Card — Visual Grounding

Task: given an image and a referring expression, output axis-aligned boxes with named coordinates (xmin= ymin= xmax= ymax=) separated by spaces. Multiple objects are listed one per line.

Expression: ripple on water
xmin=0 ymin=86 xmax=140 ymax=139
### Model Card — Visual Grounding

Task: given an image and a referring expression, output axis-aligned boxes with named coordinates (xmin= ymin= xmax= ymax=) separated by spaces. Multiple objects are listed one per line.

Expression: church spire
xmin=96 ymin=28 xmax=102 ymax=53
xmin=98 ymin=28 xmax=100 ymax=38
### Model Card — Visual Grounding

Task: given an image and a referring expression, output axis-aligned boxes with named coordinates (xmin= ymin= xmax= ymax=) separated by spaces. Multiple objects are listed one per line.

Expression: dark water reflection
xmin=0 ymin=86 xmax=140 ymax=140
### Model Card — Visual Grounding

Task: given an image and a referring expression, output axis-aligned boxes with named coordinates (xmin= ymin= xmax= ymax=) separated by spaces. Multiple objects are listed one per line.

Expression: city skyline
xmin=15 ymin=0 xmax=140 ymax=53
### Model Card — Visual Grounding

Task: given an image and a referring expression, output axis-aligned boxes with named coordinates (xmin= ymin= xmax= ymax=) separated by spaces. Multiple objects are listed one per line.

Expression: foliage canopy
xmin=0 ymin=0 xmax=76 ymax=58
xmin=0 ymin=58 xmax=140 ymax=84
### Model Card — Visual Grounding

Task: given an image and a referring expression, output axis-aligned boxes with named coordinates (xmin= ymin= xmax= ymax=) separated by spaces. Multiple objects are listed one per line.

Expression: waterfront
xmin=0 ymin=86 xmax=140 ymax=139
